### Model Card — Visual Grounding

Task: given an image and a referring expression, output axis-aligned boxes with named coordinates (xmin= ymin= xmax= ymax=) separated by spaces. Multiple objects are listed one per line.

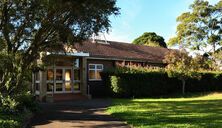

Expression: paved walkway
xmin=30 ymin=99 xmax=130 ymax=128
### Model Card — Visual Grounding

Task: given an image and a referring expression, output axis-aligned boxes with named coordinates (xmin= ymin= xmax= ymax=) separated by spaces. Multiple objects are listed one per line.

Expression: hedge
xmin=101 ymin=67 xmax=222 ymax=98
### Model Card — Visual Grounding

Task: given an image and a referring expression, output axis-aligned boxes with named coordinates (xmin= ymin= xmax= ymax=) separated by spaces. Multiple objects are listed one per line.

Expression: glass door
xmin=55 ymin=69 xmax=63 ymax=93
xmin=46 ymin=67 xmax=79 ymax=93
xmin=64 ymin=68 xmax=72 ymax=92
xmin=73 ymin=67 xmax=81 ymax=92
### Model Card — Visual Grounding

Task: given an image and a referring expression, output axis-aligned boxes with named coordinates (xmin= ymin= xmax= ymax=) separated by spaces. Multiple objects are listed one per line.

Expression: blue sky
xmin=105 ymin=0 xmax=219 ymax=44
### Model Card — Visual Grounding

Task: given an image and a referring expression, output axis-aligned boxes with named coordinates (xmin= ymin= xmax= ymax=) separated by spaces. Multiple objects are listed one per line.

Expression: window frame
xmin=45 ymin=66 xmax=81 ymax=94
xmin=34 ymin=71 xmax=40 ymax=94
xmin=88 ymin=64 xmax=104 ymax=81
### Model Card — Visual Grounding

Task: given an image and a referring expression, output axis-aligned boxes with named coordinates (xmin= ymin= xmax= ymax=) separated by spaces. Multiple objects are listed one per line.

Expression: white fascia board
xmin=46 ymin=52 xmax=89 ymax=57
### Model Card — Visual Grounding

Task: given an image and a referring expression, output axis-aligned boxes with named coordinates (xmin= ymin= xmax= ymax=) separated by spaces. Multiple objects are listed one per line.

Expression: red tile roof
xmin=73 ymin=40 xmax=170 ymax=63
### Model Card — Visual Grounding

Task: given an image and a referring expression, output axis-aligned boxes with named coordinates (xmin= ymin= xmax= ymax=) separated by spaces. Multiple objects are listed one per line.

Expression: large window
xmin=74 ymin=59 xmax=80 ymax=91
xmin=89 ymin=64 xmax=103 ymax=81
xmin=45 ymin=66 xmax=81 ymax=93
xmin=34 ymin=72 xmax=40 ymax=94
xmin=47 ymin=69 xmax=54 ymax=92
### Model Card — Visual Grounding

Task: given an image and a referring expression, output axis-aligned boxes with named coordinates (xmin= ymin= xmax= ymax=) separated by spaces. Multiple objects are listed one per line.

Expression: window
xmin=34 ymin=72 xmax=40 ymax=92
xmin=47 ymin=69 xmax=54 ymax=92
xmin=65 ymin=82 xmax=71 ymax=91
xmin=74 ymin=69 xmax=80 ymax=81
xmin=88 ymin=64 xmax=103 ymax=80
xmin=35 ymin=83 xmax=40 ymax=91
xmin=56 ymin=69 xmax=63 ymax=80
xmin=47 ymin=69 xmax=54 ymax=80
xmin=73 ymin=60 xmax=81 ymax=91
xmin=74 ymin=83 xmax=80 ymax=90
xmin=65 ymin=69 xmax=71 ymax=81
xmin=47 ymin=83 xmax=53 ymax=92
xmin=56 ymin=83 xmax=63 ymax=91
xmin=74 ymin=58 xmax=80 ymax=68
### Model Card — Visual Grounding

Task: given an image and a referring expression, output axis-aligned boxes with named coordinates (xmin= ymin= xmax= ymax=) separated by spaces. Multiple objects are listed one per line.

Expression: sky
xmin=103 ymin=0 xmax=220 ymax=44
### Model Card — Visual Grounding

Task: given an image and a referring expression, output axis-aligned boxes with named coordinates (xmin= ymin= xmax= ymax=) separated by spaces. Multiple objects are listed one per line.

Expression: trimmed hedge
xmin=101 ymin=67 xmax=222 ymax=98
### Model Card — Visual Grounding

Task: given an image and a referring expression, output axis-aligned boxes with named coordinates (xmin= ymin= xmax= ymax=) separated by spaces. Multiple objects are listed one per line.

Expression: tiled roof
xmin=73 ymin=40 xmax=170 ymax=63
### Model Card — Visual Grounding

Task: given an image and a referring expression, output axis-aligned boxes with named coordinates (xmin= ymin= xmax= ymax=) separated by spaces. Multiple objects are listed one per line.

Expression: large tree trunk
xmin=182 ymin=79 xmax=186 ymax=94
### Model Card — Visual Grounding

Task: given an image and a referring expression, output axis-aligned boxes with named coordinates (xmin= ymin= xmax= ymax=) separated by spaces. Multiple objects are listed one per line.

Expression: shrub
xmin=0 ymin=94 xmax=19 ymax=114
xmin=16 ymin=92 xmax=39 ymax=112
xmin=110 ymin=76 xmax=120 ymax=93
xmin=103 ymin=67 xmax=222 ymax=98
xmin=0 ymin=109 xmax=31 ymax=128
xmin=0 ymin=120 xmax=20 ymax=128
xmin=0 ymin=92 xmax=36 ymax=128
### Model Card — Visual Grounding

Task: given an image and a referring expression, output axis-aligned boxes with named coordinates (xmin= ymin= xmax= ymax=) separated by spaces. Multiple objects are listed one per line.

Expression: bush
xmin=0 ymin=94 xmax=19 ymax=114
xmin=0 ymin=92 xmax=38 ymax=113
xmin=0 ymin=92 xmax=36 ymax=128
xmin=0 ymin=110 xmax=31 ymax=128
xmin=0 ymin=120 xmax=20 ymax=128
xmin=103 ymin=67 xmax=222 ymax=98
xmin=16 ymin=92 xmax=39 ymax=112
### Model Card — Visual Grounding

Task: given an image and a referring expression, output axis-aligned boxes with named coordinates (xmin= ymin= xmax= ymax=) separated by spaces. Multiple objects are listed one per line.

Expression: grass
xmin=107 ymin=92 xmax=222 ymax=128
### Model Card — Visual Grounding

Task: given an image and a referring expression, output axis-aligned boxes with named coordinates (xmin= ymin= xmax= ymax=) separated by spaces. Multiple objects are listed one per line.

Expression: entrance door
xmin=55 ymin=69 xmax=63 ymax=93
xmin=55 ymin=68 xmax=73 ymax=93
xmin=47 ymin=67 xmax=80 ymax=93
xmin=64 ymin=68 xmax=72 ymax=92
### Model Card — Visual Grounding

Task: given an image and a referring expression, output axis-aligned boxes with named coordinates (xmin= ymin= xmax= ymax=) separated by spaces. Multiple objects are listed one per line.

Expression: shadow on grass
xmin=142 ymin=91 xmax=222 ymax=99
xmin=109 ymin=95 xmax=222 ymax=128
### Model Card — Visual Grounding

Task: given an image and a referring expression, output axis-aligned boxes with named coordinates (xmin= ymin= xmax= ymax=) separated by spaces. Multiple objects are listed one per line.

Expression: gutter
xmin=46 ymin=52 xmax=89 ymax=57
xmin=86 ymin=56 xmax=164 ymax=64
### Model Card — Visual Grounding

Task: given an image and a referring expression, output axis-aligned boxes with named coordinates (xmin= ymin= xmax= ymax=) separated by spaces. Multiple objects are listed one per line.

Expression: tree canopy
xmin=132 ymin=32 xmax=167 ymax=48
xmin=164 ymin=50 xmax=201 ymax=94
xmin=168 ymin=0 xmax=222 ymax=53
xmin=0 ymin=0 xmax=119 ymax=95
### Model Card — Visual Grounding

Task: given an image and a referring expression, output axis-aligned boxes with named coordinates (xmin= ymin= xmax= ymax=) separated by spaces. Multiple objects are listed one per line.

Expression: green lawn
xmin=107 ymin=93 xmax=222 ymax=128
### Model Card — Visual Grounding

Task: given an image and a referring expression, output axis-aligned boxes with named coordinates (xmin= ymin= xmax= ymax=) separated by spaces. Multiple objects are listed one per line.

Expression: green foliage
xmin=192 ymin=54 xmax=211 ymax=70
xmin=0 ymin=0 xmax=119 ymax=98
xmin=110 ymin=76 xmax=120 ymax=94
xmin=164 ymin=50 xmax=201 ymax=80
xmin=133 ymin=32 xmax=167 ymax=48
xmin=0 ymin=92 xmax=37 ymax=127
xmin=0 ymin=51 xmax=31 ymax=96
xmin=0 ymin=120 xmax=20 ymax=128
xmin=103 ymin=66 xmax=222 ymax=98
xmin=0 ymin=92 xmax=39 ymax=114
xmin=210 ymin=50 xmax=222 ymax=70
xmin=164 ymin=50 xmax=201 ymax=94
xmin=16 ymin=92 xmax=39 ymax=112
xmin=105 ymin=66 xmax=165 ymax=74
xmin=168 ymin=0 xmax=222 ymax=53
xmin=0 ymin=94 xmax=18 ymax=114
xmin=0 ymin=109 xmax=31 ymax=128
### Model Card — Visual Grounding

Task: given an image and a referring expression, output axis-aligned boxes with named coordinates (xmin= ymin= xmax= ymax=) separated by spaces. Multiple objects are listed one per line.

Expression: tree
xmin=0 ymin=0 xmax=119 ymax=96
xmin=168 ymin=0 xmax=222 ymax=53
xmin=164 ymin=50 xmax=201 ymax=94
xmin=191 ymin=53 xmax=211 ymax=70
xmin=133 ymin=32 xmax=167 ymax=48
xmin=211 ymin=50 xmax=222 ymax=70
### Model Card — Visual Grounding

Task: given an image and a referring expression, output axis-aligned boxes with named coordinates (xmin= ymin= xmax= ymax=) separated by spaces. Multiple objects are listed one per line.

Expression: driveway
xmin=30 ymin=99 xmax=130 ymax=128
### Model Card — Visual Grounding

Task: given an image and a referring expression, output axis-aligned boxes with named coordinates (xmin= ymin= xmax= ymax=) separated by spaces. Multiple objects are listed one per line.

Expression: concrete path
xmin=30 ymin=99 xmax=130 ymax=128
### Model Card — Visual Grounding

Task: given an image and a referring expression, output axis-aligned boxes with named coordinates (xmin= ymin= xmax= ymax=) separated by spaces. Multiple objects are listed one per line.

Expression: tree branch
xmin=2 ymin=2 xmax=13 ymax=52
